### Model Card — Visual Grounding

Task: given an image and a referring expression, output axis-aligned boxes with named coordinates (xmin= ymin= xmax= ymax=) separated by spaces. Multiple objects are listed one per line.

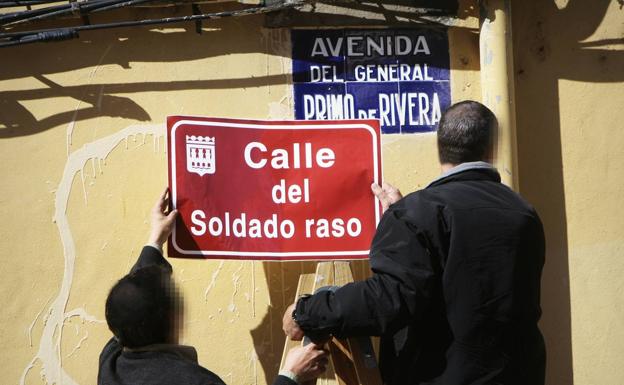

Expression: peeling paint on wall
xmin=20 ymin=124 xmax=164 ymax=385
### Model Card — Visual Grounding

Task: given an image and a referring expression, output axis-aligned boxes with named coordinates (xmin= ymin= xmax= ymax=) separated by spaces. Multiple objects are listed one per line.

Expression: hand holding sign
xmin=167 ymin=117 xmax=382 ymax=261
xmin=371 ymin=182 xmax=403 ymax=212
xmin=148 ymin=188 xmax=178 ymax=248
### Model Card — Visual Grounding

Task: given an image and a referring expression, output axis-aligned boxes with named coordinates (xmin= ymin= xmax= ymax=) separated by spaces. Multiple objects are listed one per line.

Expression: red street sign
xmin=167 ymin=116 xmax=382 ymax=261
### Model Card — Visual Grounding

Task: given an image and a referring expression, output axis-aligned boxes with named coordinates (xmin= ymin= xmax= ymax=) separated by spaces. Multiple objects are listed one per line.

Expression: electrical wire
xmin=1 ymin=1 xmax=78 ymax=24
xmin=1 ymin=0 xmax=161 ymax=25
xmin=0 ymin=1 xmax=306 ymax=47
xmin=0 ymin=0 xmax=62 ymax=8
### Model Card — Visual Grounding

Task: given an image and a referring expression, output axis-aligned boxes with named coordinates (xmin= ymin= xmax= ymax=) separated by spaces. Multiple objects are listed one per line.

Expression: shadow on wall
xmin=0 ymin=13 xmax=292 ymax=138
xmin=0 ymin=0 xmax=481 ymax=139
xmin=250 ymin=260 xmax=373 ymax=384
xmin=513 ymin=0 xmax=623 ymax=384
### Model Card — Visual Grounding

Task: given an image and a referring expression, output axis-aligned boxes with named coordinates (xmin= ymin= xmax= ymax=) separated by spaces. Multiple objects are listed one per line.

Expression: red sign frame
xmin=167 ymin=116 xmax=382 ymax=261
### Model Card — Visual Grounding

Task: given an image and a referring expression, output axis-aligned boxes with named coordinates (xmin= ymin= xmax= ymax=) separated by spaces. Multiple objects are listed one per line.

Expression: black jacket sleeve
xmin=129 ymin=246 xmax=172 ymax=275
xmin=294 ymin=199 xmax=441 ymax=340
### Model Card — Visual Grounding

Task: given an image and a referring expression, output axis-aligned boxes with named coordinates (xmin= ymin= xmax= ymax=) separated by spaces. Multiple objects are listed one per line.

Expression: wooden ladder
xmin=280 ymin=262 xmax=382 ymax=385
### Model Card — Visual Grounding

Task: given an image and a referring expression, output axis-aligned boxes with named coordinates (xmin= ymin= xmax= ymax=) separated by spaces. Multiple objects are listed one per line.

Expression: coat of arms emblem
xmin=186 ymin=135 xmax=215 ymax=176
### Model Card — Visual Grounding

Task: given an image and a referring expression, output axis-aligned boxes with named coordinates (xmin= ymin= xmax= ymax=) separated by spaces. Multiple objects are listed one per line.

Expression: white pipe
xmin=479 ymin=0 xmax=519 ymax=189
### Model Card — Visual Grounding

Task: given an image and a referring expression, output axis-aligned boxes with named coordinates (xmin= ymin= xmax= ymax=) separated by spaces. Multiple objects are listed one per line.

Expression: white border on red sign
xmin=170 ymin=119 xmax=381 ymax=260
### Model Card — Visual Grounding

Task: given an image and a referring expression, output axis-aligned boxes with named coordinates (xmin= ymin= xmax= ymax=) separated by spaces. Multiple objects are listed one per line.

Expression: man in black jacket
xmin=99 ymin=189 xmax=328 ymax=385
xmin=282 ymin=101 xmax=546 ymax=385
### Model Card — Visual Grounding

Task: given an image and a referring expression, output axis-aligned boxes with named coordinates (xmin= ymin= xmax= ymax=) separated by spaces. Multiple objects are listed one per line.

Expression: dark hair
xmin=437 ymin=100 xmax=497 ymax=165
xmin=105 ymin=266 xmax=174 ymax=348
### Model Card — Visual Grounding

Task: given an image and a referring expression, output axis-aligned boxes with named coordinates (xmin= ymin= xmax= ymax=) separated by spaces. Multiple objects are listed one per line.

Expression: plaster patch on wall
xmin=66 ymin=101 xmax=82 ymax=156
xmin=485 ymin=47 xmax=494 ymax=66
xmin=65 ymin=45 xmax=112 ymax=157
xmin=245 ymin=349 xmax=259 ymax=385
xmin=266 ymin=58 xmax=293 ymax=120
xmin=204 ymin=260 xmax=225 ymax=302
xmin=64 ymin=307 xmax=103 ymax=323
xmin=28 ymin=296 xmax=53 ymax=348
xmin=66 ymin=331 xmax=89 ymax=358
xmin=280 ymin=265 xmax=287 ymax=309
xmin=228 ymin=262 xmax=245 ymax=314
xmin=20 ymin=123 xmax=165 ymax=385
xmin=79 ymin=169 xmax=88 ymax=204
xmin=250 ymin=261 xmax=256 ymax=318
xmin=263 ymin=28 xmax=293 ymax=121
xmin=268 ymin=96 xmax=291 ymax=120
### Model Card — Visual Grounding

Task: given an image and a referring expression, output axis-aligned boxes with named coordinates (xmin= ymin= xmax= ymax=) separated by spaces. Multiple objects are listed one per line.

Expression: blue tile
xmin=292 ymin=29 xmax=346 ymax=60
xmin=292 ymin=30 xmax=346 ymax=83
xmin=346 ymin=82 xmax=400 ymax=134
xmin=399 ymin=81 xmax=451 ymax=133
xmin=395 ymin=28 xmax=450 ymax=82
xmin=292 ymin=28 xmax=451 ymax=135
xmin=294 ymin=83 xmax=354 ymax=121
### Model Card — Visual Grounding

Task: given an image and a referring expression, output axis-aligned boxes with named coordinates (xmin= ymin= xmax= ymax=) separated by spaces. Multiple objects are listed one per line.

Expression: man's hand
xmin=371 ymin=182 xmax=403 ymax=212
xmin=283 ymin=303 xmax=305 ymax=341
xmin=147 ymin=188 xmax=178 ymax=248
xmin=282 ymin=343 xmax=329 ymax=383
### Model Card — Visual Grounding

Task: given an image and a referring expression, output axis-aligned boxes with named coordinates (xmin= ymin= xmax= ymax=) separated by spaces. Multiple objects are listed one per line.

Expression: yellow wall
xmin=0 ymin=1 xmax=622 ymax=384
xmin=513 ymin=1 xmax=624 ymax=384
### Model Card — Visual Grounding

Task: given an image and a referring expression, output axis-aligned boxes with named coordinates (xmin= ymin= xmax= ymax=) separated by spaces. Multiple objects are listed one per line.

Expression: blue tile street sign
xmin=293 ymin=29 xmax=451 ymax=134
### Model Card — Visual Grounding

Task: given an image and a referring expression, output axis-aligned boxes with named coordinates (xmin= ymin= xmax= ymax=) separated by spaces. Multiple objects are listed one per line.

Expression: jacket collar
xmin=124 ymin=343 xmax=198 ymax=362
xmin=427 ymin=161 xmax=501 ymax=188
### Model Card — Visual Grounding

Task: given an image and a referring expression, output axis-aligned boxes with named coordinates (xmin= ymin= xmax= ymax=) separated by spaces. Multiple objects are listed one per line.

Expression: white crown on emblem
xmin=186 ymin=135 xmax=216 ymax=176
xmin=186 ymin=135 xmax=215 ymax=145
